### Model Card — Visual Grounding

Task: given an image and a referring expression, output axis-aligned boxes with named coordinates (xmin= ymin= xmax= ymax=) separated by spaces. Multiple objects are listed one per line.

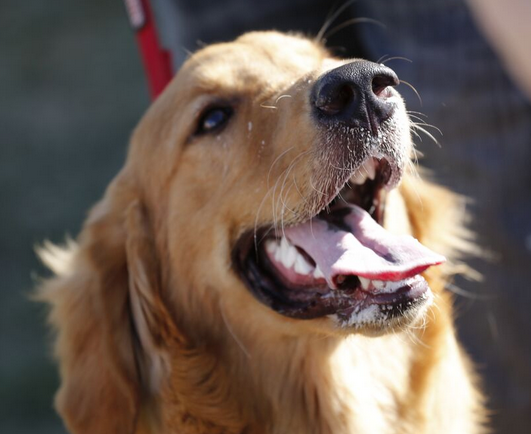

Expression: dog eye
xmin=196 ymin=107 xmax=233 ymax=135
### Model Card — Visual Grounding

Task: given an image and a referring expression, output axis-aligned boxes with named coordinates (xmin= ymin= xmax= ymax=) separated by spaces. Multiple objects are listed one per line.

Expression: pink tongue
xmin=284 ymin=204 xmax=445 ymax=289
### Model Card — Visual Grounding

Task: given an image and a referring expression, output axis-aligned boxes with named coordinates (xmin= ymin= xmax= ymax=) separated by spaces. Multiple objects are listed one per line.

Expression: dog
xmin=39 ymin=31 xmax=487 ymax=433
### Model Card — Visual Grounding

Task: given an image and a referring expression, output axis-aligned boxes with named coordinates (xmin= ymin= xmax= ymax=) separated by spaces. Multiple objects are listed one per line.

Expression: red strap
xmin=124 ymin=0 xmax=173 ymax=100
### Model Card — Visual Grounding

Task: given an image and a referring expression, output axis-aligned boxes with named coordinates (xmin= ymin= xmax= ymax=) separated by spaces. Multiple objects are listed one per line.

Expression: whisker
xmin=270 ymin=149 xmax=313 ymax=238
xmin=410 ymin=128 xmax=423 ymax=142
xmin=309 ymin=177 xmax=329 ymax=198
xmin=254 ymin=189 xmax=273 ymax=252
xmin=399 ymin=79 xmax=423 ymax=106
xmin=410 ymin=149 xmax=421 ymax=174
xmin=376 ymin=54 xmax=390 ymax=64
xmin=327 ymin=161 xmax=354 ymax=172
xmin=411 ymin=122 xmax=442 ymax=136
xmin=267 ymin=147 xmax=294 ymax=188
xmin=380 ymin=56 xmax=412 ymax=65
xmin=260 ymin=102 xmax=278 ymax=110
xmin=406 ymin=110 xmax=428 ymax=118
xmin=253 ymin=227 xmax=278 ymax=256
xmin=292 ymin=174 xmax=312 ymax=214
xmin=315 ymin=0 xmax=359 ymax=43
xmin=407 ymin=114 xmax=428 ymax=123
xmin=324 ymin=17 xmax=386 ymax=40
xmin=411 ymin=123 xmax=439 ymax=147
xmin=337 ymin=191 xmax=349 ymax=205
xmin=279 ymin=184 xmax=297 ymax=238
xmin=219 ymin=302 xmax=251 ymax=359
xmin=275 ymin=94 xmax=292 ymax=104
xmin=277 ymin=151 xmax=312 ymax=237
xmin=253 ymin=147 xmax=295 ymax=249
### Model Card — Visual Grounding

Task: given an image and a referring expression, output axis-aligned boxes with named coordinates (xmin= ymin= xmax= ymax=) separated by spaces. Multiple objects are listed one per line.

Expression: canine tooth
xmin=359 ymin=277 xmax=371 ymax=290
xmin=286 ymin=245 xmax=298 ymax=268
xmin=313 ymin=266 xmax=324 ymax=279
xmin=363 ymin=159 xmax=376 ymax=180
xmin=351 ymin=170 xmax=368 ymax=185
xmin=265 ymin=240 xmax=278 ymax=255
xmin=293 ymin=258 xmax=304 ymax=274
xmin=294 ymin=255 xmax=312 ymax=275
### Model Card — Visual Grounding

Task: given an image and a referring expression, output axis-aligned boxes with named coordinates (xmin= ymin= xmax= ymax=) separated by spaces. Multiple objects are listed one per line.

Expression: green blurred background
xmin=0 ymin=1 xmax=148 ymax=432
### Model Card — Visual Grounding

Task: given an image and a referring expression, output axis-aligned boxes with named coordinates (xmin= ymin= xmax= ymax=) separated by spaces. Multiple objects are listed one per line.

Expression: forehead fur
xmin=180 ymin=31 xmax=329 ymax=93
xmin=128 ymin=31 xmax=330 ymax=193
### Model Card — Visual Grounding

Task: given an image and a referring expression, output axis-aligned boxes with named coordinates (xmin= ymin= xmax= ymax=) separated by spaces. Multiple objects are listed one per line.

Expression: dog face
xmin=128 ymin=31 xmax=444 ymax=339
xmin=42 ymin=31 xmax=473 ymax=434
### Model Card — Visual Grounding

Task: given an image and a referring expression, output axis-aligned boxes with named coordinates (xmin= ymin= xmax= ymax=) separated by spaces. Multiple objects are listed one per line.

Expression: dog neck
xmin=243 ymin=332 xmax=415 ymax=434
xmin=153 ymin=316 xmax=421 ymax=434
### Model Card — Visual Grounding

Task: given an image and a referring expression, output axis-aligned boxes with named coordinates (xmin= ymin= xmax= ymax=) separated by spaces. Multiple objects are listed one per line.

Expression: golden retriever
xmin=39 ymin=31 xmax=487 ymax=434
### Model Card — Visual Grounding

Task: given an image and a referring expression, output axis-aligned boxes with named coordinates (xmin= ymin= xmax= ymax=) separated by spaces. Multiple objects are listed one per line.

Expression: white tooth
xmin=364 ymin=159 xmax=376 ymax=180
xmin=279 ymin=237 xmax=289 ymax=265
xmin=274 ymin=247 xmax=281 ymax=262
xmin=274 ymin=239 xmax=282 ymax=261
xmin=351 ymin=170 xmax=368 ymax=185
xmin=294 ymin=258 xmax=304 ymax=274
xmin=302 ymin=256 xmax=314 ymax=274
xmin=313 ymin=266 xmax=324 ymax=279
xmin=280 ymin=237 xmax=297 ymax=268
xmin=372 ymin=280 xmax=386 ymax=290
xmin=279 ymin=238 xmax=288 ymax=265
xmin=287 ymin=246 xmax=298 ymax=268
xmin=265 ymin=240 xmax=278 ymax=255
xmin=359 ymin=277 xmax=371 ymax=290
xmin=294 ymin=255 xmax=312 ymax=275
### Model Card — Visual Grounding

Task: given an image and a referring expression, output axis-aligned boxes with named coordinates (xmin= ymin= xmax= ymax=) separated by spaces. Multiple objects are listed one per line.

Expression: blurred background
xmin=1 ymin=0 xmax=530 ymax=433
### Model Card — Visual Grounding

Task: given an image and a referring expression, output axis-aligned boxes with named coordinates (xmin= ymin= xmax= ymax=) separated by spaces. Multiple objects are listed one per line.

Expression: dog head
xmin=126 ymin=31 xmax=443 ymax=338
xmin=43 ymin=31 xmax=458 ymax=434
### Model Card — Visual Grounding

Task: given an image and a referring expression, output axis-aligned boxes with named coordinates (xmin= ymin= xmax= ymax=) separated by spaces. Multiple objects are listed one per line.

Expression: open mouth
xmin=233 ymin=157 xmax=445 ymax=327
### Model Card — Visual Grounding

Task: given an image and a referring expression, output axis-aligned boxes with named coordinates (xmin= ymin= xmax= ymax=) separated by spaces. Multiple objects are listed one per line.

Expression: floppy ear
xmin=39 ymin=180 xmax=179 ymax=434
xmin=125 ymin=200 xmax=182 ymax=394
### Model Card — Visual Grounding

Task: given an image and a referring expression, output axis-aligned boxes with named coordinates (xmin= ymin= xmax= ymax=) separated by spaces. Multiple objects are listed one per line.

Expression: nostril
xmin=315 ymin=83 xmax=355 ymax=116
xmin=371 ymin=72 xmax=399 ymax=98
xmin=312 ymin=61 xmax=399 ymax=129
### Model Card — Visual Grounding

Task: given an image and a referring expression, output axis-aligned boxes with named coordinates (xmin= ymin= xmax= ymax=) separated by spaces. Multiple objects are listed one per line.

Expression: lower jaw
xmin=330 ymin=285 xmax=433 ymax=331
xmin=277 ymin=278 xmax=432 ymax=324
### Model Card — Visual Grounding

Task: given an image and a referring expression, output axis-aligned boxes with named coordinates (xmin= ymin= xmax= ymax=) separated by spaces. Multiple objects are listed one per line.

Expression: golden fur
xmin=39 ymin=32 xmax=486 ymax=433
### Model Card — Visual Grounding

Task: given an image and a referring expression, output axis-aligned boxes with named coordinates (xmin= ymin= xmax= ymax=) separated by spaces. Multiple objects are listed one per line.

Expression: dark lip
xmin=334 ymin=279 xmax=430 ymax=323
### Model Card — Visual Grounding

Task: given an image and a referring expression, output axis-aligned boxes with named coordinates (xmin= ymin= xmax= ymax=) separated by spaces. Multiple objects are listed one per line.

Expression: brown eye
xmin=196 ymin=107 xmax=233 ymax=135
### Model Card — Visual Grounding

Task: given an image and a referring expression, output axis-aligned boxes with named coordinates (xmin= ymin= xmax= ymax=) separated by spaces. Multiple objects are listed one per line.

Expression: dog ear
xmin=39 ymin=179 xmax=178 ymax=434
xmin=125 ymin=200 xmax=182 ymax=394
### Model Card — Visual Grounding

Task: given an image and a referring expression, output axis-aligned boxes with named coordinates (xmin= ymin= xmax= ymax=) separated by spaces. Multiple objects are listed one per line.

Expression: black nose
xmin=311 ymin=61 xmax=399 ymax=135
